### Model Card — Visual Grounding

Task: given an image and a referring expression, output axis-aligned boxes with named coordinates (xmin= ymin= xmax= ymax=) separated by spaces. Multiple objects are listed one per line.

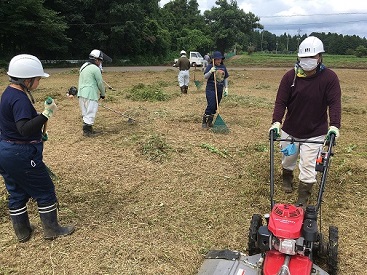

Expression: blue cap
xmin=212 ymin=51 xmax=224 ymax=59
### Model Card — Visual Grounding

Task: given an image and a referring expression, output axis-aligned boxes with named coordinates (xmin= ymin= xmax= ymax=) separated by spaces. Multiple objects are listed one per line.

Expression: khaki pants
xmin=280 ymin=131 xmax=324 ymax=183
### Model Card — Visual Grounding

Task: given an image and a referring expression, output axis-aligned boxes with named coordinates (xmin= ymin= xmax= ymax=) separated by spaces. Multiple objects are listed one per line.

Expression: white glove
xmin=223 ymin=87 xmax=228 ymax=97
xmin=209 ymin=66 xmax=216 ymax=73
xmin=326 ymin=126 xmax=340 ymax=141
xmin=42 ymin=98 xmax=57 ymax=119
xmin=269 ymin=122 xmax=281 ymax=138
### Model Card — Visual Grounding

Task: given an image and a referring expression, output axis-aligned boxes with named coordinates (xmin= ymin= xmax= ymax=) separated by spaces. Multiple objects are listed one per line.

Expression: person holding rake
xmin=201 ymin=51 xmax=229 ymax=128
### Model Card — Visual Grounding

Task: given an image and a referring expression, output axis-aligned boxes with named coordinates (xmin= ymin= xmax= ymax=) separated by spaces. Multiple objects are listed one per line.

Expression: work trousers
xmin=204 ymin=87 xmax=223 ymax=115
xmin=280 ymin=130 xmax=324 ymax=183
xmin=0 ymin=141 xmax=56 ymax=209
xmin=79 ymin=97 xmax=99 ymax=125
xmin=178 ymin=70 xmax=190 ymax=87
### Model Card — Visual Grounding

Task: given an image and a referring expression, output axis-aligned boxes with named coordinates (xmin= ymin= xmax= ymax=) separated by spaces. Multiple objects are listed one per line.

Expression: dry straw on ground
xmin=0 ymin=66 xmax=366 ymax=274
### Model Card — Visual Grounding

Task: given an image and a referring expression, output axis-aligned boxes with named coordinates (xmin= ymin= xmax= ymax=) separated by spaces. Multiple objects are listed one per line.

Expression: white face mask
xmin=299 ymin=58 xmax=318 ymax=71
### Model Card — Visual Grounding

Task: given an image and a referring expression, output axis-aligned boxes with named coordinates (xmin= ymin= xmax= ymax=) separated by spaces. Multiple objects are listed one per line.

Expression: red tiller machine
xmin=198 ymin=131 xmax=338 ymax=275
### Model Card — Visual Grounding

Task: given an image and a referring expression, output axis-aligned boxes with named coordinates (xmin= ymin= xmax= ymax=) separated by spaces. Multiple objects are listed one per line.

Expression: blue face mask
xmin=281 ymin=143 xmax=297 ymax=156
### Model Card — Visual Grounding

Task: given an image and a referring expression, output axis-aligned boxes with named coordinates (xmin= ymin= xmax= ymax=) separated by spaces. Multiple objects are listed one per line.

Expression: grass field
xmin=226 ymin=53 xmax=367 ymax=69
xmin=0 ymin=61 xmax=366 ymax=274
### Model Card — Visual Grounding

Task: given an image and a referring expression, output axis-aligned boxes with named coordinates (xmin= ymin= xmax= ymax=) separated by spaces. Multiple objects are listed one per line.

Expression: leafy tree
xmin=176 ymin=28 xmax=213 ymax=53
xmin=355 ymin=45 xmax=367 ymax=57
xmin=160 ymin=0 xmax=212 ymax=54
xmin=2 ymin=0 xmax=367 ymax=62
xmin=108 ymin=1 xmax=171 ymax=61
xmin=0 ymin=0 xmax=69 ymax=59
xmin=204 ymin=0 xmax=262 ymax=54
xmin=44 ymin=0 xmax=95 ymax=59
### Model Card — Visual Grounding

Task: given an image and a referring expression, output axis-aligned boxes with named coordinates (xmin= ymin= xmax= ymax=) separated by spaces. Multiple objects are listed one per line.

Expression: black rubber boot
xmin=207 ymin=115 xmax=214 ymax=127
xmin=83 ymin=123 xmax=97 ymax=137
xmin=184 ymin=85 xmax=188 ymax=94
xmin=180 ymin=86 xmax=185 ymax=94
xmin=9 ymin=206 xmax=33 ymax=243
xmin=282 ymin=168 xmax=293 ymax=193
xmin=83 ymin=123 xmax=91 ymax=136
xmin=202 ymin=114 xmax=208 ymax=129
xmin=38 ymin=203 xmax=75 ymax=240
xmin=296 ymin=181 xmax=314 ymax=206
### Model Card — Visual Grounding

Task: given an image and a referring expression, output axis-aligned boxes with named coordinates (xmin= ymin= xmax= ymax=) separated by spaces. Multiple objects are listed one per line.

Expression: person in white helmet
xmin=176 ymin=50 xmax=190 ymax=94
xmin=269 ymin=36 xmax=341 ymax=206
xmin=77 ymin=49 xmax=106 ymax=136
xmin=0 ymin=54 xmax=74 ymax=242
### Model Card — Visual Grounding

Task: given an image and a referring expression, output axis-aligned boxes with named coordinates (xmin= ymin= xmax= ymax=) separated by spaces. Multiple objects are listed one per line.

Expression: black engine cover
xmin=302 ymin=219 xmax=318 ymax=242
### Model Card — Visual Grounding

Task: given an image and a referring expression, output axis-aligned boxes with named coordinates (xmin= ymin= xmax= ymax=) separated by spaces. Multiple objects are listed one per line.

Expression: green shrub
xmin=126 ymin=83 xmax=169 ymax=101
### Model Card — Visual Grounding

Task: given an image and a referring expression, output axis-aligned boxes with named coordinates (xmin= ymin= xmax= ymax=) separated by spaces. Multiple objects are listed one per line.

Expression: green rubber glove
xmin=209 ymin=66 xmax=216 ymax=73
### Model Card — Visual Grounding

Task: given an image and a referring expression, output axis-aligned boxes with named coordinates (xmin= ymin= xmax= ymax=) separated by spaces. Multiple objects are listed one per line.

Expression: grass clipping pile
xmin=0 ymin=67 xmax=366 ymax=274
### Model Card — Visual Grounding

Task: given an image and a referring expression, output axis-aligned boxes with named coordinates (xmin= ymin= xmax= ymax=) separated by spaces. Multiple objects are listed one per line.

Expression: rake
xmin=193 ymin=64 xmax=203 ymax=90
xmin=211 ymin=60 xmax=229 ymax=134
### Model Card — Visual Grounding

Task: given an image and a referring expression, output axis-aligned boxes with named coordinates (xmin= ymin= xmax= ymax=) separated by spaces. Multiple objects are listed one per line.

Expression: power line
xmin=259 ymin=12 xmax=367 ymax=18
xmin=262 ymin=19 xmax=367 ymax=27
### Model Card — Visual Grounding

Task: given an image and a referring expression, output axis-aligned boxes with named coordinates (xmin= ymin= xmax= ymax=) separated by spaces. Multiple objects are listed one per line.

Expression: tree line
xmin=0 ymin=0 xmax=366 ymax=65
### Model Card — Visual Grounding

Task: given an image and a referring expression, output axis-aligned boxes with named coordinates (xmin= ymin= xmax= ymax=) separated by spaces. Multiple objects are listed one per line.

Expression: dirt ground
xmin=0 ymin=66 xmax=366 ymax=274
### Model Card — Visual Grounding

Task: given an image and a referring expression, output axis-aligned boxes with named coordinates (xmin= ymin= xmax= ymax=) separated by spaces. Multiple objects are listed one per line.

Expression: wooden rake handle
xmin=213 ymin=59 xmax=219 ymax=111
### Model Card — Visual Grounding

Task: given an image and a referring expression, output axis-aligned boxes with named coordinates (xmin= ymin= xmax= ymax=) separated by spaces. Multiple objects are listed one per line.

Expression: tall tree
xmin=108 ymin=0 xmax=171 ymax=61
xmin=204 ymin=0 xmax=262 ymax=54
xmin=0 ymin=0 xmax=69 ymax=59
xmin=160 ymin=0 xmax=212 ymax=53
xmin=44 ymin=0 xmax=91 ymax=59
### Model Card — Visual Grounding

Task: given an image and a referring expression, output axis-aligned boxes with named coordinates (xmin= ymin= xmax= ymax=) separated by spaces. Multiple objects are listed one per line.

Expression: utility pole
xmin=297 ymin=28 xmax=302 ymax=48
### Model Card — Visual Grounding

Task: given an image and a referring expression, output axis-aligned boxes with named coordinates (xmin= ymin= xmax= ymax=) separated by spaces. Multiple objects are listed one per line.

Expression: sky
xmin=159 ymin=0 xmax=367 ymax=38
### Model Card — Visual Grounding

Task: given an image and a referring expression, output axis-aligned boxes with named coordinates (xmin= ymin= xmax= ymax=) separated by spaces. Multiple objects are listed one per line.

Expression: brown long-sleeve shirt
xmin=272 ymin=66 xmax=341 ymax=139
xmin=177 ymin=56 xmax=190 ymax=71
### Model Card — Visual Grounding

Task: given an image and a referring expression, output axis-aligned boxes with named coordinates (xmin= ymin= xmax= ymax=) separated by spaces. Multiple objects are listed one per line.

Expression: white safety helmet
xmin=89 ymin=49 xmax=104 ymax=60
xmin=180 ymin=50 xmax=187 ymax=55
xmin=7 ymin=54 xmax=49 ymax=79
xmin=298 ymin=36 xmax=325 ymax=57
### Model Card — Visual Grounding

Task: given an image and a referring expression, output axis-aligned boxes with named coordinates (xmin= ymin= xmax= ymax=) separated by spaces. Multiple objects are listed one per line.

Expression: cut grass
xmin=0 ymin=67 xmax=366 ymax=274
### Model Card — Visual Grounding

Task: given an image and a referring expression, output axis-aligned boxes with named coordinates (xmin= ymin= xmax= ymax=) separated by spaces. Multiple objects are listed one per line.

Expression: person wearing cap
xmin=0 ymin=54 xmax=75 ymax=242
xmin=77 ymin=49 xmax=106 ymax=136
xmin=202 ymin=51 xmax=229 ymax=128
xmin=176 ymin=50 xmax=191 ymax=94
xmin=269 ymin=36 xmax=341 ymax=206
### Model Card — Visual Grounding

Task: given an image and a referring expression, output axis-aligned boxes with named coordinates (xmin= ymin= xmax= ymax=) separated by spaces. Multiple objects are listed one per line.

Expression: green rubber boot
xmin=296 ymin=181 xmax=314 ymax=206
xmin=282 ymin=168 xmax=294 ymax=193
